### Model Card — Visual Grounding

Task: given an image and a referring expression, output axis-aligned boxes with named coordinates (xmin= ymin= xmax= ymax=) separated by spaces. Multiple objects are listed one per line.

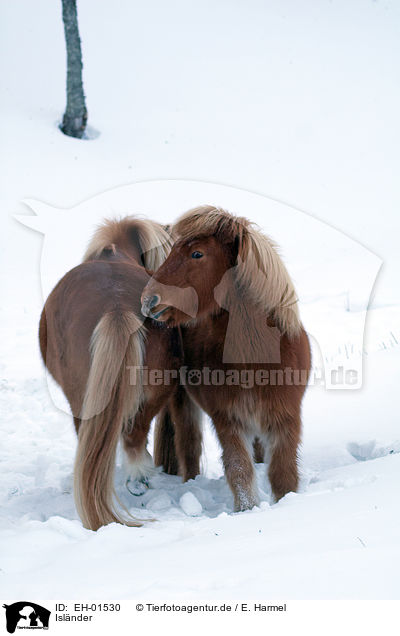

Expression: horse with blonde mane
xmin=39 ymin=216 xmax=201 ymax=531
xmin=142 ymin=206 xmax=311 ymax=511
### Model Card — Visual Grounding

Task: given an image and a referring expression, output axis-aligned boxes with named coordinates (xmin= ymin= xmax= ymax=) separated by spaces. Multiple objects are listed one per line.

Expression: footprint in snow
xmin=347 ymin=440 xmax=400 ymax=461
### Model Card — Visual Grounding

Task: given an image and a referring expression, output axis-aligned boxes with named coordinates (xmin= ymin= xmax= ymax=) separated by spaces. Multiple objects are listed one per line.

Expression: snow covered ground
xmin=1 ymin=0 xmax=399 ymax=602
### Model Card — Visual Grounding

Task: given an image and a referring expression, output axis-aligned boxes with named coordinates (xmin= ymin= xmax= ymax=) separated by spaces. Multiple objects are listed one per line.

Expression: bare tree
xmin=60 ymin=0 xmax=87 ymax=138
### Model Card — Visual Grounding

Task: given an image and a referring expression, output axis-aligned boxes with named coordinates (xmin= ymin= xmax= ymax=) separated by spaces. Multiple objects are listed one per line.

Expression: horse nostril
xmin=141 ymin=294 xmax=162 ymax=318
xmin=148 ymin=295 xmax=160 ymax=309
xmin=141 ymin=294 xmax=161 ymax=317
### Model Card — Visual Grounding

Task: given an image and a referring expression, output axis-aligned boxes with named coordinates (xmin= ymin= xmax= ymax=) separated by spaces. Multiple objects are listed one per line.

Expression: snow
xmin=179 ymin=492 xmax=203 ymax=517
xmin=1 ymin=0 xmax=400 ymax=603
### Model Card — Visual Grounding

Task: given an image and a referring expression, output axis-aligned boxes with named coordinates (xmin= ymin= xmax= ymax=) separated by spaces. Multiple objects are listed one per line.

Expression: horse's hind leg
xmin=267 ymin=410 xmax=301 ymax=502
xmin=122 ymin=404 xmax=156 ymax=495
xmin=253 ymin=437 xmax=265 ymax=463
xmin=214 ymin=415 xmax=259 ymax=512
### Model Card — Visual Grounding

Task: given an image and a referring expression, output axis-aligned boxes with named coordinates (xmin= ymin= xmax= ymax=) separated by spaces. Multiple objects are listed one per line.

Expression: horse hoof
xmin=126 ymin=477 xmax=149 ymax=496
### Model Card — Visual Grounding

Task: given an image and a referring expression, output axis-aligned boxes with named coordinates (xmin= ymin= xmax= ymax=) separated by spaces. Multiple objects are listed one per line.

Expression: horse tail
xmin=74 ymin=311 xmax=146 ymax=530
xmin=154 ymin=406 xmax=179 ymax=475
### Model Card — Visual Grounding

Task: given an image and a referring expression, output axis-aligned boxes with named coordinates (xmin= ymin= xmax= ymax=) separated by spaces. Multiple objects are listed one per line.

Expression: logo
xmin=2 ymin=603 xmax=51 ymax=633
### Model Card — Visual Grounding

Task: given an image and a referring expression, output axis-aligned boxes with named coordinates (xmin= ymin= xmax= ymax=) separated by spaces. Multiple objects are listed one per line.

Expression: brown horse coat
xmin=142 ymin=206 xmax=311 ymax=511
xmin=39 ymin=218 xmax=187 ymax=530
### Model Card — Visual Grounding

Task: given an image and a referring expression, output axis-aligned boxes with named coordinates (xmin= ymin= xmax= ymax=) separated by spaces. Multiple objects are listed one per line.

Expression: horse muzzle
xmin=141 ymin=283 xmax=199 ymax=322
xmin=141 ymin=294 xmax=170 ymax=320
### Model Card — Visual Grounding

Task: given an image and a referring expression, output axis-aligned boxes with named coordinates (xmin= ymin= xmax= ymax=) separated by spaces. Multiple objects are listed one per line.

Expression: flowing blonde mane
xmin=83 ymin=216 xmax=173 ymax=270
xmin=173 ymin=205 xmax=302 ymax=338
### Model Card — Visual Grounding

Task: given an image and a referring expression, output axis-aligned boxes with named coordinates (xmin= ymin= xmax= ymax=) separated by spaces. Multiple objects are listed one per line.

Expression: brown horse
xmin=142 ymin=206 xmax=311 ymax=511
xmin=39 ymin=217 xmax=200 ymax=531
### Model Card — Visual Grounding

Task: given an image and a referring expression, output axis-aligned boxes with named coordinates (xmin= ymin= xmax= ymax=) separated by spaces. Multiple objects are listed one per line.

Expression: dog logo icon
xmin=2 ymin=602 xmax=51 ymax=633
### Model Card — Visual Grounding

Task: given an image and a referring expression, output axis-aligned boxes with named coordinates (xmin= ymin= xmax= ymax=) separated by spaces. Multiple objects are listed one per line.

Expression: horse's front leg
xmin=265 ymin=409 xmax=301 ymax=502
xmin=213 ymin=414 xmax=259 ymax=512
xmin=122 ymin=404 xmax=155 ymax=495
xmin=170 ymin=387 xmax=203 ymax=481
xmin=153 ymin=386 xmax=202 ymax=480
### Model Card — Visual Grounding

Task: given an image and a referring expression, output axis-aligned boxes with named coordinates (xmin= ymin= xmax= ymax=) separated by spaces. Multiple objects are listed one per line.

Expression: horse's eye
xmin=191 ymin=251 xmax=203 ymax=259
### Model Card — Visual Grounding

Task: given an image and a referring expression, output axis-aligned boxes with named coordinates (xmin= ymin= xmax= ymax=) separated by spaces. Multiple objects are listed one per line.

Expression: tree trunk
xmin=60 ymin=0 xmax=87 ymax=138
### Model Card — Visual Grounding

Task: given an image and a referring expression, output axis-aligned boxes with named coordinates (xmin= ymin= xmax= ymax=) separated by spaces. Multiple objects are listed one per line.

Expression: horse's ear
xmin=224 ymin=220 xmax=248 ymax=266
xmin=136 ymin=221 xmax=173 ymax=271
xmin=232 ymin=234 xmax=240 ymax=262
xmin=235 ymin=223 xmax=252 ymax=265
xmin=128 ymin=226 xmax=143 ymax=259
